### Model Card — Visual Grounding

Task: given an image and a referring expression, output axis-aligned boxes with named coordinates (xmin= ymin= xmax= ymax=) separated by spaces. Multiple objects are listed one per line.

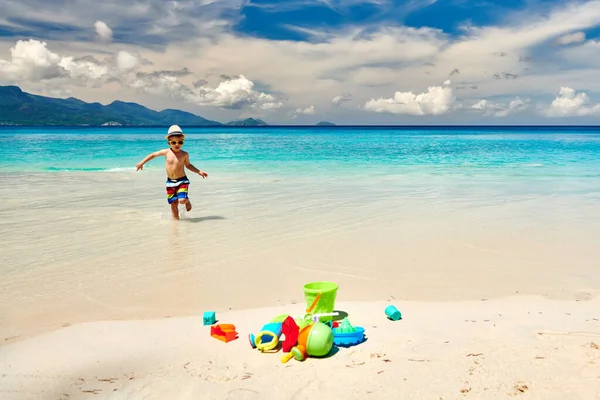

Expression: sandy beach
xmin=2 ymin=155 xmax=600 ymax=399
xmin=1 ymin=296 xmax=599 ymax=399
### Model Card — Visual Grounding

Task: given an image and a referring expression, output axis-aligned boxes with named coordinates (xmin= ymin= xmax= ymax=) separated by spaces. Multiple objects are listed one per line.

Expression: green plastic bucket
xmin=303 ymin=281 xmax=338 ymax=321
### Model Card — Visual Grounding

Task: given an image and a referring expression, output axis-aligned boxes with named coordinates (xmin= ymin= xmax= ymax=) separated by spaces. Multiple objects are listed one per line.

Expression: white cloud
xmin=180 ymin=75 xmax=279 ymax=109
xmin=542 ymin=86 xmax=600 ymax=117
xmin=259 ymin=102 xmax=283 ymax=110
xmin=0 ymin=39 xmax=279 ymax=110
xmin=3 ymin=1 xmax=600 ymax=122
xmin=364 ymin=80 xmax=454 ymax=115
xmin=471 ymin=97 xmax=529 ymax=117
xmin=94 ymin=21 xmax=113 ymax=43
xmin=556 ymin=39 xmax=600 ymax=68
xmin=116 ymin=51 xmax=140 ymax=71
xmin=332 ymin=92 xmax=352 ymax=107
xmin=295 ymin=105 xmax=316 ymax=115
xmin=556 ymin=31 xmax=586 ymax=45
xmin=0 ymin=39 xmax=67 ymax=81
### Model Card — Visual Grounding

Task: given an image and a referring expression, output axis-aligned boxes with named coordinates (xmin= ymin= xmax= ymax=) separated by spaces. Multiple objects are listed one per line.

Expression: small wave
xmin=44 ymin=167 xmax=135 ymax=172
xmin=523 ymin=163 xmax=544 ymax=167
xmin=103 ymin=167 xmax=136 ymax=172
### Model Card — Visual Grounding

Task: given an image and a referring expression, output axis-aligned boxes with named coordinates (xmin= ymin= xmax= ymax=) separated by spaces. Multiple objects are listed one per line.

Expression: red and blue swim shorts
xmin=166 ymin=176 xmax=190 ymax=204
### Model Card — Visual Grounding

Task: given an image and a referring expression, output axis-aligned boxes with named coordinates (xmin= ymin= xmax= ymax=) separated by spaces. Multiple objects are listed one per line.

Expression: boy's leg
xmin=176 ymin=183 xmax=192 ymax=212
xmin=179 ymin=198 xmax=192 ymax=212
xmin=170 ymin=202 xmax=180 ymax=220
xmin=166 ymin=183 xmax=180 ymax=220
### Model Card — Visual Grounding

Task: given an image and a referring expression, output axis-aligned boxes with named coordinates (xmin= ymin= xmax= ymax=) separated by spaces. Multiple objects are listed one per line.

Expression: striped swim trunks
xmin=166 ymin=175 xmax=190 ymax=204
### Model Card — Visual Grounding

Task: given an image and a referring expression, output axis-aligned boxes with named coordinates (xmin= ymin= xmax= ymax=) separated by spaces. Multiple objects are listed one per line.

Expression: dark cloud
xmin=194 ymin=79 xmax=208 ymax=88
xmin=332 ymin=92 xmax=353 ymax=107
xmin=449 ymin=68 xmax=459 ymax=76
xmin=493 ymin=72 xmax=518 ymax=80
xmin=136 ymin=68 xmax=191 ymax=79
xmin=0 ymin=0 xmax=245 ymax=47
xmin=73 ymin=55 xmax=101 ymax=64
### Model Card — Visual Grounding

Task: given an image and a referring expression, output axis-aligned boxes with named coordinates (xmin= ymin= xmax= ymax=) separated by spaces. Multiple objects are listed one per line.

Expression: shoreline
xmin=1 ymin=295 xmax=599 ymax=399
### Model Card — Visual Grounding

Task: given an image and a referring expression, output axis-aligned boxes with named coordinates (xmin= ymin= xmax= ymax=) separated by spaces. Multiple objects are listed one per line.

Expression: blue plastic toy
xmin=332 ymin=318 xmax=365 ymax=347
xmin=249 ymin=322 xmax=283 ymax=350
xmin=203 ymin=311 xmax=216 ymax=326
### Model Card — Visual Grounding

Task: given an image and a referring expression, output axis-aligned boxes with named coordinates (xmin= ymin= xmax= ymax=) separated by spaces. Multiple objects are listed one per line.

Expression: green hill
xmin=225 ymin=118 xmax=268 ymax=126
xmin=0 ymin=86 xmax=222 ymax=126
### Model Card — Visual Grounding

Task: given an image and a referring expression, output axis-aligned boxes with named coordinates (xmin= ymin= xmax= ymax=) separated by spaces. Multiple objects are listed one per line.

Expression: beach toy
xmin=303 ymin=282 xmax=339 ymax=322
xmin=210 ymin=324 xmax=238 ymax=343
xmin=203 ymin=311 xmax=216 ymax=325
xmin=249 ymin=322 xmax=283 ymax=352
xmin=295 ymin=312 xmax=340 ymax=326
xmin=298 ymin=321 xmax=334 ymax=357
xmin=281 ymin=316 xmax=299 ymax=353
xmin=281 ymin=344 xmax=307 ymax=363
xmin=306 ymin=293 xmax=322 ymax=313
xmin=385 ymin=305 xmax=402 ymax=321
xmin=333 ymin=318 xmax=365 ymax=347
xmin=291 ymin=345 xmax=307 ymax=361
xmin=254 ymin=331 xmax=280 ymax=352
xmin=270 ymin=314 xmax=291 ymax=323
xmin=338 ymin=318 xmax=356 ymax=333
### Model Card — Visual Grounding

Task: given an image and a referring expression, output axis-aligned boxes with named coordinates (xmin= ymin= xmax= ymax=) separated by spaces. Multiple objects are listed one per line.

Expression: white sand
xmin=1 ymin=296 xmax=599 ymax=399
xmin=2 ymin=171 xmax=600 ymax=399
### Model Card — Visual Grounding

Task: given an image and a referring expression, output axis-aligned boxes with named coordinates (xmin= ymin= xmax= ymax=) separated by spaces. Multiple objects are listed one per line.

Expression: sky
xmin=1 ymin=0 xmax=600 ymax=125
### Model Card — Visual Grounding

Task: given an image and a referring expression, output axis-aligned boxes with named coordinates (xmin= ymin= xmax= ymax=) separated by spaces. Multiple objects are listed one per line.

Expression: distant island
xmin=0 ymin=86 xmax=270 ymax=127
xmin=316 ymin=121 xmax=336 ymax=126
xmin=225 ymin=118 xmax=268 ymax=126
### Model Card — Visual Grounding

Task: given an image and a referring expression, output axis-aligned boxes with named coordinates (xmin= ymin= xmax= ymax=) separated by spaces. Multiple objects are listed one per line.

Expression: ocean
xmin=2 ymin=126 xmax=600 ymax=340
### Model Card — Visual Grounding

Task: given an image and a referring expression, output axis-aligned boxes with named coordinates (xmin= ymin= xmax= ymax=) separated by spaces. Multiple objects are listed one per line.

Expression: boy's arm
xmin=185 ymin=153 xmax=208 ymax=178
xmin=136 ymin=149 xmax=167 ymax=171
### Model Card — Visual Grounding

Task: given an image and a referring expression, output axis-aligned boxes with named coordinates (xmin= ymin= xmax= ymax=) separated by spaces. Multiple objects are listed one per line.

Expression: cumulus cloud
xmin=542 ymin=86 xmax=600 ymax=117
xmin=295 ymin=105 xmax=316 ymax=115
xmin=471 ymin=97 xmax=529 ymax=117
xmin=116 ymin=51 xmax=140 ymax=71
xmin=0 ymin=39 xmax=279 ymax=110
xmin=94 ymin=21 xmax=113 ymax=42
xmin=555 ymin=31 xmax=586 ymax=45
xmin=0 ymin=39 xmax=107 ymax=81
xmin=178 ymin=75 xmax=278 ymax=109
xmin=364 ymin=80 xmax=454 ymax=115
xmin=259 ymin=102 xmax=283 ymax=110
xmin=4 ymin=0 xmax=600 ymax=122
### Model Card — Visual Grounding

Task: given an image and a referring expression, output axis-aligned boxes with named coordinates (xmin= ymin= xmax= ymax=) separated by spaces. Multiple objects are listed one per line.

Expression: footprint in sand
xmin=205 ymin=374 xmax=238 ymax=383
xmin=509 ymin=382 xmax=529 ymax=396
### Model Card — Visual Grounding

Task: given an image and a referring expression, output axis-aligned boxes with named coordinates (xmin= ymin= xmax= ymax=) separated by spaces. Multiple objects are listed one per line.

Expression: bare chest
xmin=165 ymin=151 xmax=186 ymax=166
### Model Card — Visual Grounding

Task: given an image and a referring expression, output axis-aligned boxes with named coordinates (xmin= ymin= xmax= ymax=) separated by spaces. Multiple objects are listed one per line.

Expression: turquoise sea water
xmin=2 ymin=126 xmax=600 ymax=190
xmin=1 ymin=126 xmax=600 ymax=175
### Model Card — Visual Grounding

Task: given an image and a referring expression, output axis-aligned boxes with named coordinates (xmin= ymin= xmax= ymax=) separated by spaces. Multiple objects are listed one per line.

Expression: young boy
xmin=136 ymin=125 xmax=208 ymax=220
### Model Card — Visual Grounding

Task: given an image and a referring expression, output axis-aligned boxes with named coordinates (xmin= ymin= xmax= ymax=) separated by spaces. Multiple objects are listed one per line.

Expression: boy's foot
xmin=185 ymin=201 xmax=192 ymax=212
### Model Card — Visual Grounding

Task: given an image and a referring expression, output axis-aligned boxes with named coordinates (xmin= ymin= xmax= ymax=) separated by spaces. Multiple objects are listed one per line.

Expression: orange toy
xmin=210 ymin=324 xmax=238 ymax=343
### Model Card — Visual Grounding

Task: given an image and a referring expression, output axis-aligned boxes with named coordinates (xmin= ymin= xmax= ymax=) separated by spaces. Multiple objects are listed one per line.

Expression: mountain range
xmin=0 ymin=86 xmax=273 ymax=126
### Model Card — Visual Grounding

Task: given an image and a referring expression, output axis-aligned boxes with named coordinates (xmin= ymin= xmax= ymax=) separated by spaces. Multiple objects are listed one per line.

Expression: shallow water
xmin=1 ymin=126 xmax=600 ymax=340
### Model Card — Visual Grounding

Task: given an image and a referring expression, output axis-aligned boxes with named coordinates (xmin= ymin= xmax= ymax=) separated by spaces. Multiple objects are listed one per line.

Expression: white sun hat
xmin=165 ymin=125 xmax=186 ymax=139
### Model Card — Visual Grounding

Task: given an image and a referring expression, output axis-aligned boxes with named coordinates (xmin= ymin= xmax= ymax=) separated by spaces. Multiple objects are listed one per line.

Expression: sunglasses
xmin=169 ymin=140 xmax=184 ymax=145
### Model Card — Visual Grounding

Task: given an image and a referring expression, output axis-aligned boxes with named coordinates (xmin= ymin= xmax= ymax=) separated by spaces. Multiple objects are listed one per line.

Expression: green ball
xmin=306 ymin=322 xmax=334 ymax=357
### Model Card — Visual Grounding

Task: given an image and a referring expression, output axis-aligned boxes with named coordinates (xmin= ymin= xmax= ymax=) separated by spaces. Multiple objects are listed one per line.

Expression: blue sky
xmin=1 ymin=0 xmax=600 ymax=124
